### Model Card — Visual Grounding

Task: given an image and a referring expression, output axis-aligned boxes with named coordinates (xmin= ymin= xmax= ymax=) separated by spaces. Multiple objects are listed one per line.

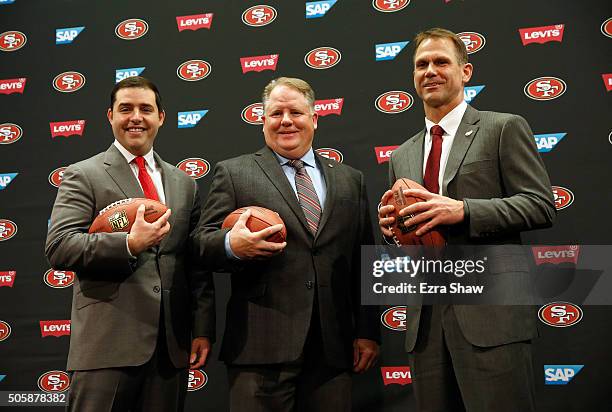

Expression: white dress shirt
xmin=422 ymin=100 xmax=468 ymax=195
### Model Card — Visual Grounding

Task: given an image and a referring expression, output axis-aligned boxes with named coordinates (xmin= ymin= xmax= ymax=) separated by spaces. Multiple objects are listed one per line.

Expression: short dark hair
xmin=110 ymin=76 xmax=163 ymax=111
xmin=413 ymin=28 xmax=469 ymax=65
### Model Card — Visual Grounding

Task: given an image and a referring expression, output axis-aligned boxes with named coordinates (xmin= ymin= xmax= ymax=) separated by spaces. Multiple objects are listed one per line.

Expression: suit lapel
xmin=314 ymin=153 xmax=336 ymax=239
xmin=409 ymin=130 xmax=426 ymax=183
xmin=254 ymin=147 xmax=311 ymax=234
xmin=154 ymin=152 xmax=178 ymax=251
xmin=104 ymin=144 xmax=144 ymax=199
xmin=442 ymin=105 xmax=480 ymax=195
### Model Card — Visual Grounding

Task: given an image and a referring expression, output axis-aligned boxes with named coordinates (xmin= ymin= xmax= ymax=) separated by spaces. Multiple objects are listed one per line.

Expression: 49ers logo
xmin=177 ymin=158 xmax=210 ymax=179
xmin=38 ymin=371 xmax=70 ymax=393
xmin=53 ymin=71 xmax=86 ymax=93
xmin=115 ymin=18 xmax=149 ymax=40
xmin=372 ymin=0 xmax=410 ymax=13
xmin=187 ymin=369 xmax=208 ymax=391
xmin=524 ymin=77 xmax=566 ymax=101
xmin=457 ymin=32 xmax=486 ymax=54
xmin=0 ymin=123 xmax=23 ymax=144
xmin=315 ymin=148 xmax=343 ymax=163
xmin=49 ymin=167 xmax=67 ymax=188
xmin=375 ymin=91 xmax=413 ymax=114
xmin=538 ymin=302 xmax=583 ymax=328
xmin=177 ymin=60 xmax=211 ymax=81
xmin=44 ymin=269 xmax=75 ymax=288
xmin=304 ymin=47 xmax=341 ymax=69
xmin=241 ymin=102 xmax=264 ymax=124
xmin=0 ymin=320 xmax=11 ymax=341
xmin=601 ymin=17 xmax=612 ymax=38
xmin=0 ymin=219 xmax=17 ymax=242
xmin=0 ymin=30 xmax=27 ymax=51
xmin=242 ymin=5 xmax=277 ymax=27
xmin=381 ymin=306 xmax=407 ymax=331
xmin=551 ymin=186 xmax=574 ymax=210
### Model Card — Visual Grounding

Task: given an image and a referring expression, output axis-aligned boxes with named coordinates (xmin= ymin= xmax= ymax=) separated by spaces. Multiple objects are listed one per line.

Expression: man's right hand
xmin=127 ymin=204 xmax=171 ymax=255
xmin=378 ymin=190 xmax=395 ymax=238
xmin=229 ymin=209 xmax=286 ymax=259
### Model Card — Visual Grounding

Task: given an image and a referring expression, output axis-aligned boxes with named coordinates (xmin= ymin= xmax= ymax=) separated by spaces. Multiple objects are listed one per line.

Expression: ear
xmin=158 ymin=109 xmax=165 ymax=127
xmin=312 ymin=112 xmax=318 ymax=130
xmin=107 ymin=108 xmax=113 ymax=123
xmin=462 ymin=63 xmax=473 ymax=85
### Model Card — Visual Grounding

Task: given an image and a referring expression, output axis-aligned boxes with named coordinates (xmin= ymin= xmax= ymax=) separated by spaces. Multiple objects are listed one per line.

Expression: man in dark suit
xmin=196 ymin=77 xmax=379 ymax=411
xmin=45 ymin=76 xmax=215 ymax=411
xmin=378 ymin=29 xmax=556 ymax=411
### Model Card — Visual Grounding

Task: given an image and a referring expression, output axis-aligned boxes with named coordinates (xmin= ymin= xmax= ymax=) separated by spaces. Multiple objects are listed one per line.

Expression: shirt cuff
xmin=224 ymin=232 xmax=241 ymax=260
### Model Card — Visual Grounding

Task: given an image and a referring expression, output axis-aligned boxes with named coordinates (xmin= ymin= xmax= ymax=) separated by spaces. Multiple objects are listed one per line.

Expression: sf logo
xmin=184 ymin=161 xmax=205 ymax=177
xmin=3 ymin=33 xmax=22 ymax=49
xmin=535 ymin=80 xmax=559 ymax=97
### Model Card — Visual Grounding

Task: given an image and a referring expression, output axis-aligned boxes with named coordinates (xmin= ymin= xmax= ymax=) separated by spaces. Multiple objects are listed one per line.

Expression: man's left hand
xmin=353 ymin=338 xmax=379 ymax=373
xmin=190 ymin=337 xmax=212 ymax=369
xmin=399 ymin=189 xmax=464 ymax=236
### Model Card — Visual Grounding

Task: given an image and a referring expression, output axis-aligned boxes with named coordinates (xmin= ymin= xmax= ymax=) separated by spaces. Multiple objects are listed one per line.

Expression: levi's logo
xmin=0 ymin=271 xmax=16 ymax=287
xmin=40 ymin=320 xmax=71 ymax=337
xmin=50 ymin=120 xmax=86 ymax=138
xmin=532 ymin=245 xmax=579 ymax=265
xmin=375 ymin=146 xmax=399 ymax=164
xmin=381 ymin=366 xmax=412 ymax=385
xmin=602 ymin=74 xmax=612 ymax=91
xmin=314 ymin=98 xmax=343 ymax=116
xmin=0 ymin=78 xmax=26 ymax=94
xmin=176 ymin=14 xmax=213 ymax=31
xmin=519 ymin=24 xmax=564 ymax=46
xmin=240 ymin=54 xmax=279 ymax=73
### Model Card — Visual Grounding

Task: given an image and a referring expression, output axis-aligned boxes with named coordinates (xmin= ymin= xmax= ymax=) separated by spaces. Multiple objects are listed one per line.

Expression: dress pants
xmin=227 ymin=304 xmax=351 ymax=412
xmin=67 ymin=311 xmax=189 ymax=412
xmin=409 ymin=305 xmax=536 ymax=412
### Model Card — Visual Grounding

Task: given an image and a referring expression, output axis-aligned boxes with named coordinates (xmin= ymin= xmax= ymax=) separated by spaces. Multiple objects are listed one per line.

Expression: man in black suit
xmin=45 ymin=76 xmax=215 ymax=411
xmin=196 ymin=77 xmax=380 ymax=411
xmin=378 ymin=29 xmax=556 ymax=411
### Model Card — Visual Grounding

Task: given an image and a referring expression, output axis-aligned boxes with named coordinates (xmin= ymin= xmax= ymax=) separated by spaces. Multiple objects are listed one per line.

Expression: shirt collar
xmin=274 ymin=148 xmax=317 ymax=168
xmin=424 ymin=100 xmax=468 ymax=139
xmin=113 ymin=140 xmax=156 ymax=169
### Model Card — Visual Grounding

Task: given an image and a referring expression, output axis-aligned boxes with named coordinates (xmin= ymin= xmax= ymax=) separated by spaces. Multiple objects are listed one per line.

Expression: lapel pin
xmin=465 ymin=130 xmax=474 ymax=136
xmin=328 ymin=164 xmax=334 ymax=168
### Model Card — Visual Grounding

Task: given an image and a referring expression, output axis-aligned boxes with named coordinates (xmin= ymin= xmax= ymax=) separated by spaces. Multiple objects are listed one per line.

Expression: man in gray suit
xmin=378 ymin=29 xmax=555 ymax=411
xmin=196 ymin=77 xmax=379 ymax=411
xmin=45 ymin=76 xmax=215 ymax=411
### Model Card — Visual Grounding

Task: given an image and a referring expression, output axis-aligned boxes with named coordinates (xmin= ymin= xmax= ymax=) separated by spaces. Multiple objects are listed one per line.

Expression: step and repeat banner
xmin=1 ymin=0 xmax=611 ymax=410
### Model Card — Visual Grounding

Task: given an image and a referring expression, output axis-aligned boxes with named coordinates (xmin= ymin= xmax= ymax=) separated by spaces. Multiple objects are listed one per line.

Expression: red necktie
xmin=134 ymin=156 xmax=160 ymax=201
xmin=423 ymin=125 xmax=444 ymax=194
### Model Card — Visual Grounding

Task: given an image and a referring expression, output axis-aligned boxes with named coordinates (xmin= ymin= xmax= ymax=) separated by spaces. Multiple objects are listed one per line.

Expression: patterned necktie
xmin=134 ymin=156 xmax=160 ymax=201
xmin=423 ymin=125 xmax=444 ymax=194
xmin=288 ymin=159 xmax=322 ymax=234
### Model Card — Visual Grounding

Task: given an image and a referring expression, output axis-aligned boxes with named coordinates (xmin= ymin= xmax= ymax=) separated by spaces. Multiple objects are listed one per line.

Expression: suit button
xmin=305 ymin=281 xmax=314 ymax=290
xmin=153 ymin=286 xmax=161 ymax=293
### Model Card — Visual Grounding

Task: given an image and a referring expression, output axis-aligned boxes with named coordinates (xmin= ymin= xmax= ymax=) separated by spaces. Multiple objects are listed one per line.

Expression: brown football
xmin=222 ymin=206 xmax=286 ymax=243
xmin=382 ymin=178 xmax=446 ymax=246
xmin=88 ymin=198 xmax=168 ymax=234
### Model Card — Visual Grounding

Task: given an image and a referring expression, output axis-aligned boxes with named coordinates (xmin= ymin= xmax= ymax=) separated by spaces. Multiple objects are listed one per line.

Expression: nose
xmin=424 ymin=62 xmax=437 ymax=77
xmin=281 ymin=112 xmax=293 ymax=126
xmin=129 ymin=108 xmax=143 ymax=122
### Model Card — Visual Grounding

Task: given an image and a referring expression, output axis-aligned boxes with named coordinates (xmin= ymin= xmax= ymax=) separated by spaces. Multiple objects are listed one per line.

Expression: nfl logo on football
xmin=109 ymin=211 xmax=129 ymax=231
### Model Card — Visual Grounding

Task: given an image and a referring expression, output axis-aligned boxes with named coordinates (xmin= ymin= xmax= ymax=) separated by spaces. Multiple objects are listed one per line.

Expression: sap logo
xmin=464 ymin=85 xmax=485 ymax=103
xmin=534 ymin=133 xmax=566 ymax=152
xmin=544 ymin=365 xmax=583 ymax=385
xmin=56 ymin=27 xmax=84 ymax=45
xmin=178 ymin=110 xmax=208 ymax=128
xmin=0 ymin=375 xmax=5 ymax=382
xmin=306 ymin=0 xmax=337 ymax=19
xmin=0 ymin=0 xmax=16 ymax=4
xmin=375 ymin=41 xmax=409 ymax=61
xmin=115 ymin=67 xmax=145 ymax=83
xmin=0 ymin=173 xmax=17 ymax=190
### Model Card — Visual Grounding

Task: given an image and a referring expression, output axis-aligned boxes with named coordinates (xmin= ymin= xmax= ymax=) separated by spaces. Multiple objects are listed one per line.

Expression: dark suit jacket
xmin=195 ymin=146 xmax=379 ymax=369
xmin=389 ymin=105 xmax=556 ymax=351
xmin=45 ymin=144 xmax=215 ymax=371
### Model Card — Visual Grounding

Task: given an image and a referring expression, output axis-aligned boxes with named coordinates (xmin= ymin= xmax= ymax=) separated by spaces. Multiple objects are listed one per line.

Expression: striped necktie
xmin=288 ymin=159 xmax=321 ymax=234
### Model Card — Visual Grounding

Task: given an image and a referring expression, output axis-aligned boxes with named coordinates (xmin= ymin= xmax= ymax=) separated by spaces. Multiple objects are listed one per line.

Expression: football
xmin=383 ymin=178 xmax=446 ymax=246
xmin=222 ymin=206 xmax=286 ymax=243
xmin=88 ymin=198 xmax=168 ymax=234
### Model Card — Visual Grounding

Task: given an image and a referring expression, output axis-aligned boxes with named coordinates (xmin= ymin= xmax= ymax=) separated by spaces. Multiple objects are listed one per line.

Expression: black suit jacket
xmin=45 ymin=144 xmax=215 ymax=370
xmin=196 ymin=146 xmax=379 ymax=368
xmin=389 ymin=106 xmax=556 ymax=350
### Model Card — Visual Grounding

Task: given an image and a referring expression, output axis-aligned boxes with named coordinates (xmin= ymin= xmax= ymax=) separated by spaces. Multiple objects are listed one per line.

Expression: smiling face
xmin=107 ymin=87 xmax=165 ymax=156
xmin=413 ymin=37 xmax=473 ymax=121
xmin=262 ymin=85 xmax=318 ymax=159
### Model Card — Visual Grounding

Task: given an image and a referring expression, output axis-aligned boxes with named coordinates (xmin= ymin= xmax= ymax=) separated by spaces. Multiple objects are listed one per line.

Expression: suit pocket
xmin=75 ymin=282 xmax=119 ymax=309
xmin=458 ymin=159 xmax=494 ymax=175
